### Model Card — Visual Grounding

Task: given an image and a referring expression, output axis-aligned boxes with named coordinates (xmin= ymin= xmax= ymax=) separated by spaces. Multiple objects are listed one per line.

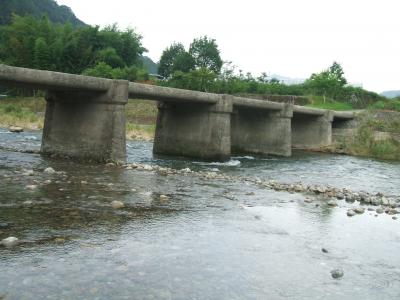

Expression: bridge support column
xmin=231 ymin=103 xmax=293 ymax=156
xmin=153 ymin=95 xmax=232 ymax=161
xmin=41 ymin=80 xmax=128 ymax=162
xmin=292 ymin=111 xmax=334 ymax=149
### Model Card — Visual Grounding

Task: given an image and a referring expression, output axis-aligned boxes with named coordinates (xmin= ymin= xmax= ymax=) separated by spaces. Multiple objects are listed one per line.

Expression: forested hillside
xmin=0 ymin=16 xmax=149 ymax=81
xmin=0 ymin=0 xmax=85 ymax=26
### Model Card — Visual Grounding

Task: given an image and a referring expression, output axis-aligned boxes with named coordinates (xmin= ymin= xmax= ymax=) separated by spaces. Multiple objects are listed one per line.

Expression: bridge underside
xmin=231 ymin=106 xmax=292 ymax=157
xmin=291 ymin=112 xmax=334 ymax=149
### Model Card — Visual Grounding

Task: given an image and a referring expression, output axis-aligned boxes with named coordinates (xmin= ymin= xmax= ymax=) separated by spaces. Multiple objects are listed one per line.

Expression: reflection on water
xmin=0 ymin=128 xmax=400 ymax=299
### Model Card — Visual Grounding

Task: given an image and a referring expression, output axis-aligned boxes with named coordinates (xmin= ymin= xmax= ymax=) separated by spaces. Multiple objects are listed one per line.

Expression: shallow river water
xmin=0 ymin=128 xmax=399 ymax=299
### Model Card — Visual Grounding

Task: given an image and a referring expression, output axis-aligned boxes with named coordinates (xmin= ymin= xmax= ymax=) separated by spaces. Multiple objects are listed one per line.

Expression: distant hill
xmin=0 ymin=0 xmax=85 ymax=26
xmin=270 ymin=74 xmax=305 ymax=85
xmin=381 ymin=90 xmax=400 ymax=99
xmin=140 ymin=56 xmax=158 ymax=75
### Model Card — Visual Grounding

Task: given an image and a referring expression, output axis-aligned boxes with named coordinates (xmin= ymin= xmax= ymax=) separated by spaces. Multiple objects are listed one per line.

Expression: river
xmin=0 ymin=128 xmax=399 ymax=299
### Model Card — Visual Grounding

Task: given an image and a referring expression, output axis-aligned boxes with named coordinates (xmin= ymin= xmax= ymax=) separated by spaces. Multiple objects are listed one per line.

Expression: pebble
xmin=327 ymin=200 xmax=337 ymax=207
xmin=393 ymin=216 xmax=398 ymax=220
xmin=159 ymin=195 xmax=169 ymax=202
xmin=336 ymin=193 xmax=345 ymax=200
xmin=330 ymin=269 xmax=344 ymax=279
xmin=142 ymin=165 xmax=153 ymax=171
xmin=376 ymin=208 xmax=384 ymax=214
xmin=44 ymin=167 xmax=56 ymax=174
xmin=81 ymin=180 xmax=88 ymax=184
xmin=0 ymin=223 xmax=11 ymax=229
xmin=0 ymin=237 xmax=19 ymax=247
xmin=111 ymin=200 xmax=125 ymax=209
xmin=54 ymin=237 xmax=66 ymax=244
xmin=23 ymin=169 xmax=34 ymax=176
xmin=26 ymin=185 xmax=38 ymax=190
xmin=304 ymin=198 xmax=313 ymax=203
xmin=370 ymin=197 xmax=381 ymax=206
xmin=347 ymin=210 xmax=356 ymax=217
xmin=381 ymin=197 xmax=389 ymax=206
xmin=354 ymin=207 xmax=365 ymax=214
xmin=321 ymin=248 xmax=329 ymax=253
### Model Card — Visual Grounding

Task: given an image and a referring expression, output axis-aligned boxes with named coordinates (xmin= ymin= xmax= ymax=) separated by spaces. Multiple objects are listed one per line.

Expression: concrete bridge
xmin=0 ymin=65 xmax=355 ymax=162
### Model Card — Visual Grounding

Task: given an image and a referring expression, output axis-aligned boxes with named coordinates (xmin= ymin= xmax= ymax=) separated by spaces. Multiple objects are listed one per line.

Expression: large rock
xmin=9 ymin=126 xmax=23 ymax=133
xmin=0 ymin=237 xmax=19 ymax=247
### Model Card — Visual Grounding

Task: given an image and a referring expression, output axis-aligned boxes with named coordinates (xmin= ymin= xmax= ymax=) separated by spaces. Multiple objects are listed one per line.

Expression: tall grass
xmin=306 ymin=95 xmax=354 ymax=111
xmin=369 ymin=99 xmax=400 ymax=112
xmin=0 ymin=97 xmax=45 ymax=129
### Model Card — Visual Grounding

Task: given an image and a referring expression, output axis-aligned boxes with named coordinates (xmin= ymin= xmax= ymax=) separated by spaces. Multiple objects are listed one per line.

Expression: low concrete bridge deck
xmin=0 ymin=65 xmax=355 ymax=162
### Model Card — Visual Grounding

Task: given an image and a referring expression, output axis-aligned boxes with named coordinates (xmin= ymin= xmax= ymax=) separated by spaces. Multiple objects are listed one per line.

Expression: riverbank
xmin=333 ymin=110 xmax=400 ymax=160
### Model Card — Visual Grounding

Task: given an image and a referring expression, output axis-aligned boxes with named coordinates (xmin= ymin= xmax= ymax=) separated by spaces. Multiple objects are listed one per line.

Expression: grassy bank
xmin=0 ymin=97 xmax=45 ymax=129
xmin=368 ymin=99 xmax=400 ymax=112
xmin=337 ymin=111 xmax=400 ymax=161
xmin=0 ymin=97 xmax=157 ymax=141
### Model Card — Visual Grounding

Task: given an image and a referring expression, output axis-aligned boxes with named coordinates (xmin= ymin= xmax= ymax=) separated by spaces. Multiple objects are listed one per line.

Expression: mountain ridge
xmin=380 ymin=90 xmax=400 ymax=99
xmin=0 ymin=0 xmax=85 ymax=26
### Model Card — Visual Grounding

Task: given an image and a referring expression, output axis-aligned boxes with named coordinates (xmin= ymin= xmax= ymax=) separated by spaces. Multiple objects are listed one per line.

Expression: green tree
xmin=33 ymin=37 xmax=52 ymax=69
xmin=158 ymin=43 xmax=186 ymax=78
xmin=172 ymin=51 xmax=195 ymax=73
xmin=96 ymin=47 xmax=124 ymax=68
xmin=189 ymin=36 xmax=222 ymax=74
xmin=305 ymin=61 xmax=348 ymax=101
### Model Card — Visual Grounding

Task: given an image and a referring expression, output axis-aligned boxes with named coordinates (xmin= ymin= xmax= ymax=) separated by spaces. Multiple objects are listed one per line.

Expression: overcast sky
xmin=56 ymin=0 xmax=399 ymax=93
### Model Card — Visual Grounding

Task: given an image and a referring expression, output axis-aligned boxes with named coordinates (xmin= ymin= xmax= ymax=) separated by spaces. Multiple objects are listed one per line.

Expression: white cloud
xmin=56 ymin=0 xmax=400 ymax=92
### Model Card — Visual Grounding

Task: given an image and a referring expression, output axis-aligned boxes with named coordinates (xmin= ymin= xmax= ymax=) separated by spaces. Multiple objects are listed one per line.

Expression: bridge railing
xmin=0 ymin=64 xmax=112 ymax=92
xmin=128 ymin=82 xmax=218 ymax=104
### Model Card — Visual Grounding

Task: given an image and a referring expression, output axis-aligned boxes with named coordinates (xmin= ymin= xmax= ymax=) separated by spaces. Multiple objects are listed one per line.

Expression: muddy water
xmin=0 ymin=128 xmax=399 ymax=299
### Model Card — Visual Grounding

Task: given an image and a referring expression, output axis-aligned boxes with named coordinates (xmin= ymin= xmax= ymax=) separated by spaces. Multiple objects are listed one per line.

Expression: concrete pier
xmin=291 ymin=107 xmax=334 ymax=149
xmin=41 ymin=80 xmax=128 ymax=162
xmin=231 ymin=101 xmax=293 ymax=156
xmin=153 ymin=95 xmax=232 ymax=161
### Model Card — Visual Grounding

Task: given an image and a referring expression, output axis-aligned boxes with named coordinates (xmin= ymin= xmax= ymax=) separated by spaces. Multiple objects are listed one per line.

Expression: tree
xmin=328 ymin=61 xmax=347 ymax=86
xmin=189 ymin=36 xmax=222 ymax=74
xmin=172 ymin=51 xmax=195 ymax=73
xmin=158 ymin=42 xmax=186 ymax=78
xmin=96 ymin=47 xmax=124 ymax=68
xmin=33 ymin=37 xmax=52 ymax=69
xmin=305 ymin=61 xmax=348 ymax=101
